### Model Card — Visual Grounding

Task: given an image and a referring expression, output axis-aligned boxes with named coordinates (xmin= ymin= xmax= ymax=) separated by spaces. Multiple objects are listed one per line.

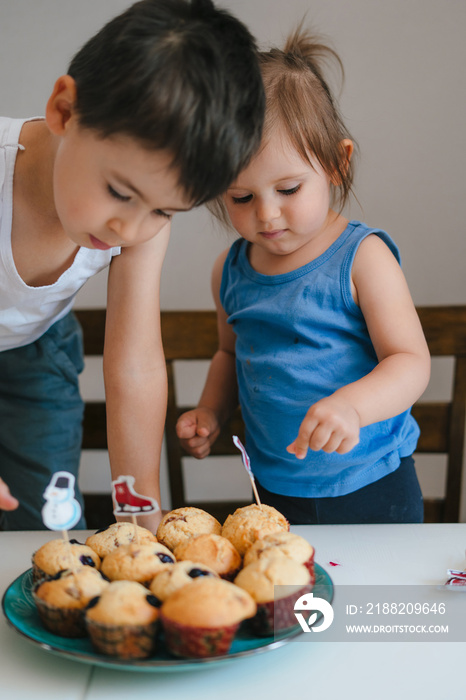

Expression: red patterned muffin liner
xmin=160 ymin=615 xmax=240 ymax=658
xmin=33 ymin=592 xmax=87 ymax=637
xmin=86 ymin=618 xmax=159 ymax=659
xmin=248 ymin=583 xmax=313 ymax=637
xmin=303 ymin=554 xmax=315 ymax=585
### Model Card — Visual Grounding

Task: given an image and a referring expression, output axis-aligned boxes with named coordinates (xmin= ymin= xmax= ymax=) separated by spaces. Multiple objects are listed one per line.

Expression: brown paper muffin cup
xmin=248 ymin=584 xmax=313 ymax=637
xmin=86 ymin=618 xmax=159 ymax=659
xmin=33 ymin=592 xmax=87 ymax=637
xmin=160 ymin=615 xmax=240 ymax=658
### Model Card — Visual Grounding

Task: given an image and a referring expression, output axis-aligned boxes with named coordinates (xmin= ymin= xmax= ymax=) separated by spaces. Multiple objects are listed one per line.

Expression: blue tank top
xmin=220 ymin=220 xmax=420 ymax=498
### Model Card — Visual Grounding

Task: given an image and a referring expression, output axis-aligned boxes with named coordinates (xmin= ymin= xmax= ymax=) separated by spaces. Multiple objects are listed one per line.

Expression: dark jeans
xmin=256 ymin=456 xmax=424 ymax=525
xmin=0 ymin=312 xmax=86 ymax=530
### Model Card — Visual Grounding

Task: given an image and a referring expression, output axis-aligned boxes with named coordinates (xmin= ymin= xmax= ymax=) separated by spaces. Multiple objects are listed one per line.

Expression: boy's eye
xmin=108 ymin=185 xmax=131 ymax=202
xmin=231 ymin=194 xmax=253 ymax=204
xmin=153 ymin=209 xmax=172 ymax=220
xmin=277 ymin=185 xmax=300 ymax=196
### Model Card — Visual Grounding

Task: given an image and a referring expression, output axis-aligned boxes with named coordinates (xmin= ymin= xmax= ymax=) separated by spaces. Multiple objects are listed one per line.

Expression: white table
xmin=1 ymin=524 xmax=465 ymax=700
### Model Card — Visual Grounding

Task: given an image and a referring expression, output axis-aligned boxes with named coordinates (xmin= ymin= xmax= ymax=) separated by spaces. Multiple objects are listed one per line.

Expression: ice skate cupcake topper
xmin=232 ymin=435 xmax=262 ymax=508
xmin=111 ymin=476 xmax=160 ymax=543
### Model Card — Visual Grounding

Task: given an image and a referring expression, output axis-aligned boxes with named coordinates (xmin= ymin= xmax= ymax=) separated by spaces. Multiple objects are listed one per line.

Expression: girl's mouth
xmin=260 ymin=229 xmax=286 ymax=240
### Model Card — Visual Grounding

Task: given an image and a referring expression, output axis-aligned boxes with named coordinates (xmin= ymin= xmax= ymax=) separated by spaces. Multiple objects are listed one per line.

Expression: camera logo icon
xmin=293 ymin=592 xmax=334 ymax=633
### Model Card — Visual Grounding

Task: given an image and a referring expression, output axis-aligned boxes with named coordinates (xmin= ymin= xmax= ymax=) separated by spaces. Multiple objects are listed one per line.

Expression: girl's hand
xmin=287 ymin=396 xmax=361 ymax=459
xmin=176 ymin=408 xmax=221 ymax=459
xmin=0 ymin=477 xmax=19 ymax=511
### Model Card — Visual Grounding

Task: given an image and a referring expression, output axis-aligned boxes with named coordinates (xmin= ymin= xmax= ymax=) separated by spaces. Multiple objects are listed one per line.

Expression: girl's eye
xmin=108 ymin=185 xmax=131 ymax=202
xmin=231 ymin=194 xmax=253 ymax=204
xmin=277 ymin=185 xmax=300 ymax=196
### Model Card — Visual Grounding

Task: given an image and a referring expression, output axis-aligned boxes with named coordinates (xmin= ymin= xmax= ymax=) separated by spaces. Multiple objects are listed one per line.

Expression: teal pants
xmin=0 ymin=313 xmax=87 ymax=530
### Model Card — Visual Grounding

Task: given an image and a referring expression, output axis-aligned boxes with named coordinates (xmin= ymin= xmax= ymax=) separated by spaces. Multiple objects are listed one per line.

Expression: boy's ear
xmin=45 ymin=75 xmax=78 ymax=135
xmin=331 ymin=139 xmax=354 ymax=185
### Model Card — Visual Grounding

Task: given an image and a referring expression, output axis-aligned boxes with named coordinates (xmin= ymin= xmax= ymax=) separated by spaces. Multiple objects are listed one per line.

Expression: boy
xmin=0 ymin=0 xmax=264 ymax=531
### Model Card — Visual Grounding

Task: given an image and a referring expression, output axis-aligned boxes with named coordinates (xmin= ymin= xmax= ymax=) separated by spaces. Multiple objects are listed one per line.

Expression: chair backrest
xmin=161 ymin=311 xmax=248 ymax=523
xmin=412 ymin=306 xmax=466 ymax=522
xmin=73 ymin=309 xmax=112 ymax=528
xmin=76 ymin=306 xmax=466 ymax=525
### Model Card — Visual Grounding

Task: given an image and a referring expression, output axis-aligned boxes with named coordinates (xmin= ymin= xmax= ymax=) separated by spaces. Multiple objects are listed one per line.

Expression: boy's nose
xmin=107 ymin=217 xmax=140 ymax=245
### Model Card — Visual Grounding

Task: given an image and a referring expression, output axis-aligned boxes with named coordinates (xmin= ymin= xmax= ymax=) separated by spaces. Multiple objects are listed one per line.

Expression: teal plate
xmin=2 ymin=564 xmax=333 ymax=672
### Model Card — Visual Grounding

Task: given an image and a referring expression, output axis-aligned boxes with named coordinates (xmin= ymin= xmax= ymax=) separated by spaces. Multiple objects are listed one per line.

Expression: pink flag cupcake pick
xmin=232 ymin=435 xmax=262 ymax=508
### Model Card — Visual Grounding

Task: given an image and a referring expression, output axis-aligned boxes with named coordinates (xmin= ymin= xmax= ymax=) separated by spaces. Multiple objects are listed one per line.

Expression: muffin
xmin=174 ymin=534 xmax=242 ymax=580
xmin=156 ymin=507 xmax=222 ymax=552
xmin=86 ymin=522 xmax=157 ymax=558
xmin=85 ymin=580 xmax=160 ymax=658
xmin=234 ymin=558 xmax=312 ymax=636
xmin=221 ymin=504 xmax=290 ymax=557
xmin=243 ymin=531 xmax=315 ymax=583
xmin=32 ymin=538 xmax=101 ymax=582
xmin=160 ymin=577 xmax=256 ymax=658
xmin=33 ymin=567 xmax=109 ymax=637
xmin=100 ymin=542 xmax=175 ymax=584
xmin=149 ymin=560 xmax=218 ymax=603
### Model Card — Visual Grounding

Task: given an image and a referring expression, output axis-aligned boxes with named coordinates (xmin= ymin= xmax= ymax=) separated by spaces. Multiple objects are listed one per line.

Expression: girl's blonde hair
xmin=209 ymin=25 xmax=356 ymax=225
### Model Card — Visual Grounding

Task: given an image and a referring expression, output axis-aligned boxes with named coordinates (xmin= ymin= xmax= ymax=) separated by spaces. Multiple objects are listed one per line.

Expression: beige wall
xmin=1 ymin=0 xmax=465 ymax=517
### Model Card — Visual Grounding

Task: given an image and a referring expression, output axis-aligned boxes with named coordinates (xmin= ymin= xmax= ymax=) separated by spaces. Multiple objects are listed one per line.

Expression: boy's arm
xmin=104 ymin=226 xmax=170 ymax=532
xmin=288 ymin=234 xmax=431 ymax=458
xmin=177 ymin=249 xmax=238 ymax=458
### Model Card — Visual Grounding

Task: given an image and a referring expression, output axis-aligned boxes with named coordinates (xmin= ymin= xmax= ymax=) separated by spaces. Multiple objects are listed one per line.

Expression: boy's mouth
xmin=89 ymin=234 xmax=111 ymax=250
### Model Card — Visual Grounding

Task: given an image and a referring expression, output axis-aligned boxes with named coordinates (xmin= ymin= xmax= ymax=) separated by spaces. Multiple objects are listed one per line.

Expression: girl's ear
xmin=331 ymin=139 xmax=354 ymax=185
xmin=45 ymin=75 xmax=78 ymax=135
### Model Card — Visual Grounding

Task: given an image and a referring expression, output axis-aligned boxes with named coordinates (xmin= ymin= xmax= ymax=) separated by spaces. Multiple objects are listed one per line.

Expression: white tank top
xmin=0 ymin=116 xmax=120 ymax=351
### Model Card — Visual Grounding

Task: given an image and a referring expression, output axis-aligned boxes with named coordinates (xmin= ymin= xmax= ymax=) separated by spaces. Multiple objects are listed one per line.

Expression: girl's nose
xmin=256 ymin=196 xmax=280 ymax=224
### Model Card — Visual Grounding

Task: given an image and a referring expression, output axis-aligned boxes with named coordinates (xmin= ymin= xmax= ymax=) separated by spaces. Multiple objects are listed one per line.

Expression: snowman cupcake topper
xmin=111 ymin=476 xmax=160 ymax=543
xmin=232 ymin=435 xmax=262 ymax=508
xmin=42 ymin=471 xmax=82 ymax=533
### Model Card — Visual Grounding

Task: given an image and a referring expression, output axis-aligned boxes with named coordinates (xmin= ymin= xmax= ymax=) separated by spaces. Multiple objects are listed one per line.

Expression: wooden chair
xmin=162 ymin=311 xmax=249 ymax=523
xmin=76 ymin=305 xmax=466 ymax=526
xmin=412 ymin=306 xmax=466 ymax=522
xmin=73 ymin=308 xmax=112 ymax=529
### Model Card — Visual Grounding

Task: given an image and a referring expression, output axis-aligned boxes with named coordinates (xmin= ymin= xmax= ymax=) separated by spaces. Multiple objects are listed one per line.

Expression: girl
xmin=177 ymin=27 xmax=431 ymax=525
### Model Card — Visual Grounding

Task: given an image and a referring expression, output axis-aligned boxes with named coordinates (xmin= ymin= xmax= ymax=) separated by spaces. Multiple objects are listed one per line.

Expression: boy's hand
xmin=176 ymin=408 xmax=221 ymax=459
xmin=287 ymin=396 xmax=360 ymax=459
xmin=0 ymin=477 xmax=19 ymax=511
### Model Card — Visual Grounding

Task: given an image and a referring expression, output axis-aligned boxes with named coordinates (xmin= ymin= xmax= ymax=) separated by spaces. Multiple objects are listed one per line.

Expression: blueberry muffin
xmin=243 ymin=531 xmax=315 ymax=583
xmin=156 ymin=507 xmax=222 ymax=552
xmin=221 ymin=504 xmax=289 ymax=557
xmin=149 ymin=560 xmax=218 ymax=603
xmin=100 ymin=542 xmax=175 ymax=584
xmin=32 ymin=538 xmax=101 ymax=582
xmin=174 ymin=534 xmax=242 ymax=580
xmin=85 ymin=580 xmax=160 ymax=658
xmin=86 ymin=522 xmax=157 ymax=558
xmin=33 ymin=567 xmax=109 ymax=637
xmin=160 ymin=577 xmax=256 ymax=658
xmin=234 ymin=558 xmax=312 ymax=635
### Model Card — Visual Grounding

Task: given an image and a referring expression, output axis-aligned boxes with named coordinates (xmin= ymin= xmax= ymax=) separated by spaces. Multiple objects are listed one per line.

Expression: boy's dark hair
xmin=67 ymin=0 xmax=264 ymax=205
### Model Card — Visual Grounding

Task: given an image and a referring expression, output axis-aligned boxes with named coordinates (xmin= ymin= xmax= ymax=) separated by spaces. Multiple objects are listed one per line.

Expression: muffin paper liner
xmin=32 ymin=592 xmax=87 ymax=637
xmin=248 ymin=584 xmax=313 ymax=637
xmin=86 ymin=618 xmax=159 ymax=659
xmin=160 ymin=615 xmax=240 ymax=658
